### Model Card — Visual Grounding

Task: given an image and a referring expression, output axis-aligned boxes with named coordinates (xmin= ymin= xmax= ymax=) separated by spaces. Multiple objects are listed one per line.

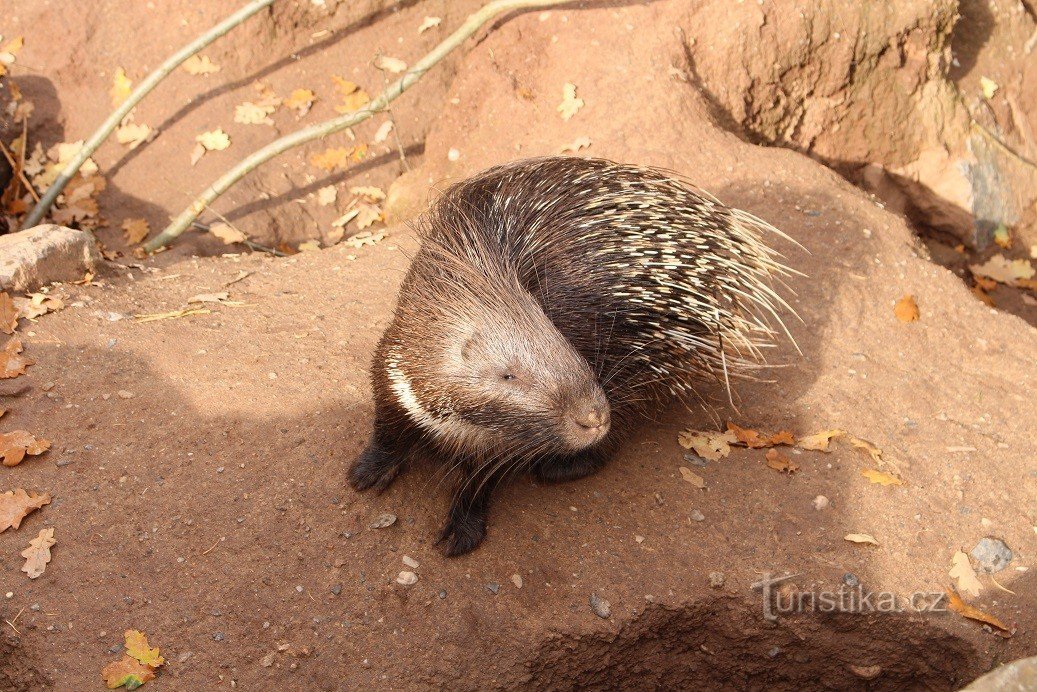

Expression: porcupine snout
xmin=558 ymin=380 xmax=610 ymax=451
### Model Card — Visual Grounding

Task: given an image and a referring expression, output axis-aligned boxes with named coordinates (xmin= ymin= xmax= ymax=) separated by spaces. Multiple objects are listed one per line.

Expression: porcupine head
xmin=375 ymin=239 xmax=611 ymax=470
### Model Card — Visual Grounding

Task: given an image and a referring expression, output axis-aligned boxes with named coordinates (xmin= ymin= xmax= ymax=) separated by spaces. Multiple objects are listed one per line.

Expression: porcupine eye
xmin=501 ymin=373 xmax=516 ymax=381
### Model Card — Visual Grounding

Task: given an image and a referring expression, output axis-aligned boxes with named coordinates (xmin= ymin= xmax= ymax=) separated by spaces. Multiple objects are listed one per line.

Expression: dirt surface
xmin=2 ymin=1 xmax=1036 ymax=689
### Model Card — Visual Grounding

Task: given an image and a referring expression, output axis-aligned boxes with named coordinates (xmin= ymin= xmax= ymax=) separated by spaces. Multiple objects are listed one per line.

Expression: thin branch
xmin=20 ymin=0 xmax=275 ymax=230
xmin=144 ymin=0 xmax=568 ymax=252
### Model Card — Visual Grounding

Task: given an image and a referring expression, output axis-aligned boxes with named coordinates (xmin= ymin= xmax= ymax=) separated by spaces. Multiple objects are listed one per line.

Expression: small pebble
xmin=260 ymin=652 xmax=275 ymax=667
xmin=402 ymin=555 xmax=419 ymax=569
xmin=511 ymin=574 xmax=523 ymax=588
xmin=369 ymin=513 xmax=397 ymax=529
xmin=396 ymin=571 xmax=418 ymax=586
xmin=41 ymin=382 xmax=55 ymax=392
xmin=330 ymin=584 xmax=342 ymax=596
xmin=812 ymin=495 xmax=829 ymax=510
xmin=117 ymin=390 xmax=134 ymax=399
xmin=842 ymin=572 xmax=860 ymax=588
xmin=683 ymin=453 xmax=708 ymax=467
xmin=971 ymin=537 xmax=1012 ymax=574
xmin=438 ymin=590 xmax=447 ymax=600
xmin=56 ymin=459 xmax=73 ymax=467
xmin=690 ymin=510 xmax=705 ymax=522
xmin=213 ymin=633 xmax=225 ymax=642
xmin=708 ymin=572 xmax=725 ymax=588
xmin=634 ymin=535 xmax=645 ymax=543
xmin=767 ymin=646 xmax=782 ymax=658
xmin=485 ymin=582 xmax=500 ymax=595
xmin=447 ymin=147 xmax=461 ymax=161
xmin=589 ymin=593 xmax=611 ymax=619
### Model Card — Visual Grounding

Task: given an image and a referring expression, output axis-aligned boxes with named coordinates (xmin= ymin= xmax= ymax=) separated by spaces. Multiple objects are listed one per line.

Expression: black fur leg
xmin=437 ymin=482 xmax=493 ymax=557
xmin=348 ymin=438 xmax=404 ymax=492
xmin=534 ymin=448 xmax=606 ymax=483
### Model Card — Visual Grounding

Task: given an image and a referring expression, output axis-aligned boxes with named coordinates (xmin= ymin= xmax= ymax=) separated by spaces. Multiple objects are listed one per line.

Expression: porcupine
xmin=348 ymin=156 xmax=794 ymax=556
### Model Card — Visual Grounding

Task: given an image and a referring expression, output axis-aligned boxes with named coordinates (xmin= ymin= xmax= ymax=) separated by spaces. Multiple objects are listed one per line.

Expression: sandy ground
xmin=1 ymin=0 xmax=1036 ymax=689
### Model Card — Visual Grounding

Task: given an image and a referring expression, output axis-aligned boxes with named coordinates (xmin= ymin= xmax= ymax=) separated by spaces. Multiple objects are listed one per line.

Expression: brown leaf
xmin=860 ymin=468 xmax=903 ymax=486
xmin=0 ymin=489 xmax=51 ymax=532
xmin=796 ymin=429 xmax=844 ymax=452
xmin=121 ymin=218 xmax=150 ymax=245
xmin=844 ymin=533 xmax=880 ymax=546
xmin=728 ymin=422 xmax=795 ymax=449
xmin=331 ymin=76 xmax=370 ymax=113
xmin=679 ymin=466 xmax=706 ymax=489
xmin=0 ymin=338 xmax=34 ymax=379
xmin=20 ymin=527 xmax=55 ymax=578
xmin=765 ymin=448 xmax=799 ymax=473
xmin=284 ymin=88 xmax=316 ymax=116
xmin=949 ymin=551 xmax=982 ymax=598
xmin=893 ymin=295 xmax=919 ymax=322
xmin=677 ymin=429 xmax=737 ymax=461
xmin=209 ymin=223 xmax=247 ymax=245
xmin=945 ymin=588 xmax=1010 ymax=632
xmin=0 ymin=430 xmax=51 ymax=466
xmin=102 ymin=656 xmax=156 ymax=690
xmin=310 ymin=147 xmax=355 ymax=171
xmin=0 ymin=292 xmax=20 ymax=334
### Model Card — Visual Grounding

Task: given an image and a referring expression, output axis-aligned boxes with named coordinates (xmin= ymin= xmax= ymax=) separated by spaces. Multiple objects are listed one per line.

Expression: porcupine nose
xmin=568 ymin=396 xmax=611 ymax=446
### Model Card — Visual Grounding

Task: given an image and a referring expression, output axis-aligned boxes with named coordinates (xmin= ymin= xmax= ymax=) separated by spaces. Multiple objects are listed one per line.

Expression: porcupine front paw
xmin=437 ymin=487 xmax=492 ymax=556
xmin=534 ymin=449 xmax=605 ymax=483
xmin=348 ymin=440 xmax=403 ymax=492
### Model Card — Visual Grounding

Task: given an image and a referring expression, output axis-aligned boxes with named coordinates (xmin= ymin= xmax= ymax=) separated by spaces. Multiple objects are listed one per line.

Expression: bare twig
xmin=144 ymin=0 xmax=568 ymax=252
xmin=21 ymin=0 xmax=275 ymax=230
xmin=0 ymin=119 xmax=39 ymax=203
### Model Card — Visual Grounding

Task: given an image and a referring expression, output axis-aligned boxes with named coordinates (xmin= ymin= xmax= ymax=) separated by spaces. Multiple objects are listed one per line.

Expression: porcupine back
xmin=416 ymin=156 xmax=793 ymax=423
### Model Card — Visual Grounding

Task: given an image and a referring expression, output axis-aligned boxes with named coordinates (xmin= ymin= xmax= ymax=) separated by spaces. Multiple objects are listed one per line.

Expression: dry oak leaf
xmin=679 ymin=466 xmax=706 ymax=489
xmin=0 ymin=489 xmax=51 ymax=532
xmin=860 ymin=468 xmax=903 ymax=486
xmin=1 ymin=338 xmax=34 ymax=379
xmin=949 ymin=550 xmax=983 ymax=598
xmin=945 ymin=588 xmax=1010 ymax=633
xmin=970 ymin=255 xmax=1035 ymax=284
xmin=0 ymin=292 xmax=19 ymax=334
xmin=557 ymin=82 xmax=584 ymax=121
xmin=342 ymin=230 xmax=386 ymax=249
xmin=102 ymin=656 xmax=156 ymax=690
xmin=331 ymin=77 xmax=370 ymax=113
xmin=418 ymin=16 xmax=442 ymax=33
xmin=310 ymin=147 xmax=355 ymax=171
xmin=0 ymin=430 xmax=51 ymax=467
xmin=355 ymin=203 xmax=383 ymax=230
xmin=0 ymin=36 xmax=25 ymax=78
xmin=21 ymin=527 xmax=55 ymax=579
xmin=110 ymin=67 xmax=132 ymax=107
xmin=374 ymin=55 xmax=407 ymax=74
xmin=350 ymin=186 xmax=386 ymax=201
xmin=765 ymin=448 xmax=799 ymax=473
xmin=234 ymin=101 xmax=276 ymax=126
xmin=316 ymin=185 xmax=337 ymax=206
xmin=196 ymin=129 xmax=230 ymax=151
xmin=284 ymin=88 xmax=316 ymax=116
xmin=678 ymin=429 xmax=737 ymax=461
xmin=124 ymin=629 xmax=165 ymax=668
xmin=181 ymin=54 xmax=219 ymax=75
xmin=844 ymin=533 xmax=880 ymax=546
xmin=115 ymin=121 xmax=152 ymax=149
xmin=796 ymin=429 xmax=845 ymax=452
xmin=728 ymin=422 xmax=795 ymax=449
xmin=560 ymin=136 xmax=591 ymax=154
xmin=209 ymin=222 xmax=246 ymax=245
xmin=893 ymin=294 xmax=919 ymax=322
xmin=121 ymin=218 xmax=150 ymax=245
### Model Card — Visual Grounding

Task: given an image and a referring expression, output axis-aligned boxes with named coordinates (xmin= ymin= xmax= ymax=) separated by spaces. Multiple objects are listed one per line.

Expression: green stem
xmin=21 ymin=0 xmax=275 ymax=230
xmin=144 ymin=0 xmax=567 ymax=253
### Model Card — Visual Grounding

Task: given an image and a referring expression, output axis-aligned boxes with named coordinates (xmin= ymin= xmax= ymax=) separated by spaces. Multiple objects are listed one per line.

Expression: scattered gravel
xmin=370 ymin=513 xmax=397 ymax=529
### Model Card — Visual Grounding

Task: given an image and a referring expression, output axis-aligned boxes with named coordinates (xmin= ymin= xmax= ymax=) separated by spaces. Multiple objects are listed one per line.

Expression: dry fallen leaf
xmin=560 ymin=136 xmax=591 ymax=154
xmin=110 ymin=67 xmax=132 ymax=107
xmin=332 ymin=77 xmax=370 ymax=113
xmin=373 ymin=120 xmax=393 ymax=143
xmin=102 ymin=656 xmax=156 ymax=690
xmin=124 ymin=630 xmax=165 ymax=668
xmin=355 ymin=203 xmax=383 ymax=230
xmin=679 ymin=466 xmax=706 ymax=489
xmin=0 ymin=489 xmax=51 ymax=533
xmin=342 ymin=230 xmax=386 ymax=249
xmin=209 ymin=222 xmax=246 ymax=245
xmin=310 ymin=147 xmax=355 ymax=171
xmin=133 ymin=308 xmax=211 ymax=323
xmin=121 ymin=218 xmax=150 ymax=245
xmin=0 ymin=338 xmax=34 ymax=379
xmin=234 ymin=101 xmax=276 ymax=126
xmin=860 ymin=468 xmax=903 ymax=486
xmin=20 ymin=527 xmax=55 ymax=579
xmin=374 ymin=55 xmax=407 ymax=74
xmin=196 ymin=129 xmax=230 ymax=151
xmin=945 ymin=588 xmax=1010 ymax=632
xmin=949 ymin=550 xmax=983 ymax=598
xmin=350 ymin=186 xmax=386 ymax=202
xmin=796 ymin=429 xmax=845 ymax=452
xmin=115 ymin=121 xmax=152 ymax=149
xmin=181 ymin=54 xmax=219 ymax=75
xmin=317 ymin=185 xmax=337 ymax=206
xmin=418 ymin=16 xmax=442 ymax=33
xmin=284 ymin=88 xmax=316 ymax=117
xmin=0 ymin=430 xmax=51 ymax=467
xmin=893 ymin=294 xmax=919 ymax=322
xmin=728 ymin=423 xmax=795 ymax=449
xmin=187 ymin=292 xmax=232 ymax=305
xmin=979 ymin=76 xmax=999 ymax=100
xmin=844 ymin=533 xmax=880 ymax=546
xmin=970 ymin=255 xmax=1035 ymax=285
xmin=993 ymin=225 xmax=1012 ymax=250
xmin=557 ymin=82 xmax=584 ymax=121
xmin=0 ymin=292 xmax=19 ymax=334
xmin=765 ymin=448 xmax=799 ymax=473
xmin=678 ymin=429 xmax=737 ymax=461
xmin=0 ymin=36 xmax=25 ymax=78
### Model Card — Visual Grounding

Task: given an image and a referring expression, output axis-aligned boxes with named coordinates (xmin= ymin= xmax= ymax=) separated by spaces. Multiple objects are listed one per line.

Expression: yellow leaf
xmin=860 ymin=468 xmax=902 ymax=486
xmin=310 ymin=147 xmax=354 ymax=171
xmin=970 ymin=255 xmax=1035 ymax=285
xmin=355 ymin=203 xmax=383 ymax=230
xmin=234 ymin=101 xmax=276 ymax=126
xmin=374 ymin=55 xmax=407 ymax=74
xmin=102 ymin=656 xmax=156 ymax=689
xmin=181 ymin=54 xmax=219 ymax=75
xmin=557 ymin=82 xmax=584 ymax=121
xmin=110 ymin=67 xmax=132 ymax=107
xmin=316 ymin=185 xmax=337 ymax=206
xmin=115 ymin=121 xmax=152 ymax=149
xmin=298 ymin=240 xmax=322 ymax=252
xmin=20 ymin=527 xmax=55 ymax=579
xmin=0 ymin=36 xmax=25 ymax=78
xmin=124 ymin=630 xmax=165 ymax=668
xmin=796 ymin=429 xmax=844 ymax=452
xmin=844 ymin=533 xmax=880 ymax=546
xmin=949 ymin=551 xmax=982 ymax=598
xmin=677 ymin=429 xmax=737 ymax=461
xmin=679 ymin=466 xmax=706 ymax=489
xmin=284 ymin=88 xmax=316 ymax=116
xmin=195 ymin=129 xmax=230 ymax=151
xmin=945 ymin=588 xmax=1010 ymax=632
xmin=979 ymin=76 xmax=998 ymax=100
xmin=893 ymin=294 xmax=919 ymax=322
xmin=121 ymin=218 xmax=150 ymax=245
